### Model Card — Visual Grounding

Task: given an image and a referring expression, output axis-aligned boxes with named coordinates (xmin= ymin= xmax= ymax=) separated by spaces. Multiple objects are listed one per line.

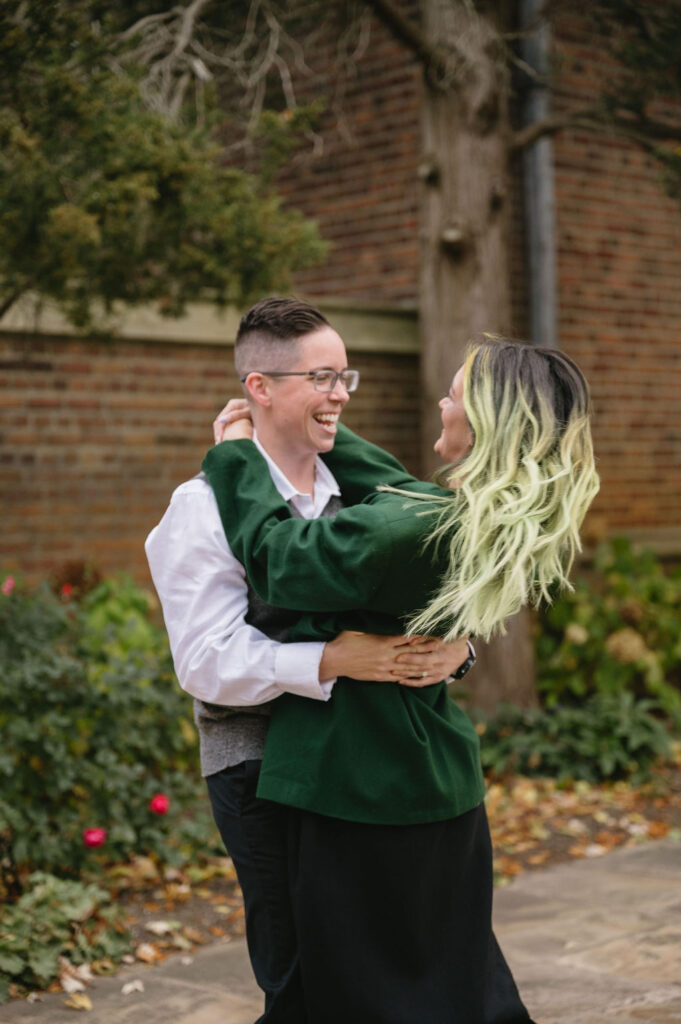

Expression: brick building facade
xmin=1 ymin=3 xmax=680 ymax=583
xmin=551 ymin=11 xmax=681 ymax=544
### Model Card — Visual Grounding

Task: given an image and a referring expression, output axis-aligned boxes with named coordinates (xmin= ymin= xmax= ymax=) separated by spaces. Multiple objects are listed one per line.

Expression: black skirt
xmin=287 ymin=802 xmax=535 ymax=1024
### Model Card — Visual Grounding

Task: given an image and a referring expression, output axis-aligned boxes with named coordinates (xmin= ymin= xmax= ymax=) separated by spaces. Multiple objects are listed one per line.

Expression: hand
xmin=319 ymin=632 xmax=470 ymax=687
xmin=394 ymin=635 xmax=471 ymax=688
xmin=213 ymin=399 xmax=253 ymax=443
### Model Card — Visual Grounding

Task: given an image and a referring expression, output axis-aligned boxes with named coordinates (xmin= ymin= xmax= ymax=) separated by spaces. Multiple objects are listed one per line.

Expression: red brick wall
xmin=269 ymin=1 xmax=422 ymax=307
xmin=275 ymin=2 xmax=681 ymax=542
xmin=551 ymin=13 xmax=681 ymax=535
xmin=0 ymin=333 xmax=420 ymax=583
xmin=4 ymin=5 xmax=681 ymax=587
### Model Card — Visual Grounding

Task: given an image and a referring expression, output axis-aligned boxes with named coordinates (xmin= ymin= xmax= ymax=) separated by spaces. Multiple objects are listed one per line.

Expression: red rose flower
xmin=148 ymin=793 xmax=170 ymax=815
xmin=60 ymin=583 xmax=74 ymax=598
xmin=83 ymin=827 xmax=108 ymax=848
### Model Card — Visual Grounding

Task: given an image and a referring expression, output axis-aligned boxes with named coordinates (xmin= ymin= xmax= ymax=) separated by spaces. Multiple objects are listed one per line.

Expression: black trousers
xmin=208 ymin=761 xmax=534 ymax=1024
xmin=206 ymin=760 xmax=306 ymax=1024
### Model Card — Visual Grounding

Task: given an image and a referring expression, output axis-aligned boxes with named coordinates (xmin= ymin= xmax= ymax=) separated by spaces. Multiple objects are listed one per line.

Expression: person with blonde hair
xmin=206 ymin=336 xmax=599 ymax=1023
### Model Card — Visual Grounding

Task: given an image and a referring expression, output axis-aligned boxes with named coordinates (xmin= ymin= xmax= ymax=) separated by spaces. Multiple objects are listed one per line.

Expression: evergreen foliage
xmin=0 ymin=1 xmax=325 ymax=328
xmin=0 ymin=575 xmax=211 ymax=895
xmin=476 ymin=538 xmax=681 ymax=782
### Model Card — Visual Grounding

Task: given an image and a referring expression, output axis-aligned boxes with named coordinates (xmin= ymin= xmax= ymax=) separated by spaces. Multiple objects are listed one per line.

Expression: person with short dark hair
xmin=147 ymin=297 xmax=471 ymax=1022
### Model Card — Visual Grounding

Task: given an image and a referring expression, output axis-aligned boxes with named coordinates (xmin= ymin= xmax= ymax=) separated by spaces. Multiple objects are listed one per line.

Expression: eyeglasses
xmin=240 ymin=369 xmax=360 ymax=393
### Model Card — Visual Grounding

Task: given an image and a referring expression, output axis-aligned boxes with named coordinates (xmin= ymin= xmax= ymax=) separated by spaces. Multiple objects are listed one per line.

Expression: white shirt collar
xmin=253 ymin=431 xmax=341 ymax=519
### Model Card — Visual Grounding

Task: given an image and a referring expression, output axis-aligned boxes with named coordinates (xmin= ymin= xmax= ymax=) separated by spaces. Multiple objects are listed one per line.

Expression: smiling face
xmin=433 ymin=365 xmax=474 ymax=464
xmin=252 ymin=326 xmax=351 ymax=461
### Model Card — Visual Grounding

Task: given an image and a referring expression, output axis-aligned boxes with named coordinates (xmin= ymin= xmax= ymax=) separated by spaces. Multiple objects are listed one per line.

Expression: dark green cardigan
xmin=202 ymin=425 xmax=485 ymax=825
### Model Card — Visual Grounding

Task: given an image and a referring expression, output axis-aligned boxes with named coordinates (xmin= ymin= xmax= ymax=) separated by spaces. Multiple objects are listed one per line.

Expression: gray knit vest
xmin=195 ymin=493 xmax=344 ymax=777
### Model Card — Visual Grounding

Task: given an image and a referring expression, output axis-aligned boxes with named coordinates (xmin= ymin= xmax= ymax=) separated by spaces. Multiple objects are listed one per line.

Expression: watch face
xmin=454 ymin=652 xmax=475 ymax=679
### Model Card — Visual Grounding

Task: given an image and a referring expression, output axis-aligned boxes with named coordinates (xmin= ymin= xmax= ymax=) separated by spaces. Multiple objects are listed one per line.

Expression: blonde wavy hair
xmin=405 ymin=338 xmax=600 ymax=641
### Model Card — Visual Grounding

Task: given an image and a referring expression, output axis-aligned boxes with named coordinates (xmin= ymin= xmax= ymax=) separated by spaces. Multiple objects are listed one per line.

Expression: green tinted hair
xmin=407 ymin=338 xmax=600 ymax=641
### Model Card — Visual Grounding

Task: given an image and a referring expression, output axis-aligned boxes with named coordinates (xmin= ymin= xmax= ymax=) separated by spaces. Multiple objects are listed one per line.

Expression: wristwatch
xmin=449 ymin=640 xmax=476 ymax=681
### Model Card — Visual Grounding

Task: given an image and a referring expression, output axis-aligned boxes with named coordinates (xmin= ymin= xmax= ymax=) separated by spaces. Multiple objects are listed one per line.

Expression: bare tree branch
xmin=0 ymin=284 xmax=30 ymax=320
xmin=360 ymin=0 xmax=454 ymax=87
xmin=171 ymin=0 xmax=212 ymax=58
xmin=117 ymin=0 xmax=318 ymax=141
xmin=511 ymin=111 xmax=586 ymax=150
xmin=512 ymin=108 xmax=681 ymax=152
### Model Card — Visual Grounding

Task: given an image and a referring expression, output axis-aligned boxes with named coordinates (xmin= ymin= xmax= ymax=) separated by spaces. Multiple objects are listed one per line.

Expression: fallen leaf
xmin=564 ymin=817 xmax=588 ymax=835
xmin=145 ymin=919 xmax=181 ymax=936
xmin=135 ymin=943 xmax=161 ymax=964
xmin=60 ymin=975 xmax=86 ymax=994
xmin=109 ymin=856 xmax=159 ymax=885
xmin=90 ymin=959 xmax=116 ymax=976
xmin=121 ymin=980 xmax=145 ymax=996
xmin=584 ymin=843 xmax=607 ymax=858
xmin=494 ymin=856 xmax=523 ymax=877
xmin=63 ymin=993 xmax=93 ymax=1011
xmin=627 ymin=823 xmax=649 ymax=836
xmin=164 ymin=883 xmax=192 ymax=900
xmin=527 ymin=850 xmax=551 ymax=866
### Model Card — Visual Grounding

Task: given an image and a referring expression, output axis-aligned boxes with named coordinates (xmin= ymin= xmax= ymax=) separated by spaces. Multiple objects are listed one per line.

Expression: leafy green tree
xmin=0 ymin=1 xmax=325 ymax=329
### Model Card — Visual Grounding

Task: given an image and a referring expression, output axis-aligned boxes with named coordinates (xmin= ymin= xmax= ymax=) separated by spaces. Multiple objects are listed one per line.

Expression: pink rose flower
xmin=148 ymin=793 xmax=170 ymax=815
xmin=83 ymin=827 xmax=108 ymax=848
xmin=1 ymin=576 xmax=15 ymax=596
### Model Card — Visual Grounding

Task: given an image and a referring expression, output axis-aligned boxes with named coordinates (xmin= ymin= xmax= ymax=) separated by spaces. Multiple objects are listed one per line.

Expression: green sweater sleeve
xmin=320 ymin=424 xmax=435 ymax=502
xmin=201 ymin=439 xmax=444 ymax=617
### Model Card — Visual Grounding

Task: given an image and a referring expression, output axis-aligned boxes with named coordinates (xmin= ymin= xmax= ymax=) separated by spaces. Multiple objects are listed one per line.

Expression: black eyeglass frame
xmin=239 ymin=369 xmax=360 ymax=392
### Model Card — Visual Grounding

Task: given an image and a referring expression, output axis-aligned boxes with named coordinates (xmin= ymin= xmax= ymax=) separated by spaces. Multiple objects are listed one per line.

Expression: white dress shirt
xmin=145 ymin=436 xmax=340 ymax=706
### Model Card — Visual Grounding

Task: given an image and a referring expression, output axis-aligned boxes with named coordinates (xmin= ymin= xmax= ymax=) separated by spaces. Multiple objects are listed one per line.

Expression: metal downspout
xmin=520 ymin=0 xmax=558 ymax=348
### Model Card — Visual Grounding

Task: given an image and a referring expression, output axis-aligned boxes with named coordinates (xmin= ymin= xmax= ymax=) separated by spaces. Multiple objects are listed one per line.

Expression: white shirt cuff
xmin=274 ymin=641 xmax=335 ymax=700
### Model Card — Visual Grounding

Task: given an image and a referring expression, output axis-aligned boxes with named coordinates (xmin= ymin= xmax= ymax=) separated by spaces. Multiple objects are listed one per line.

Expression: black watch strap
xmin=450 ymin=640 xmax=476 ymax=681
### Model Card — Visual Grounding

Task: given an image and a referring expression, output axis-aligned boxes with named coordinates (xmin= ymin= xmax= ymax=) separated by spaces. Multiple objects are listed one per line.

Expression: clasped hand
xmin=320 ymin=631 xmax=470 ymax=689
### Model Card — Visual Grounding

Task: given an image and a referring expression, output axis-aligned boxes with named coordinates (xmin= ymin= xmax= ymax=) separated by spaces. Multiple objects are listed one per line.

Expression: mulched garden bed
xmin=113 ymin=754 xmax=681 ymax=961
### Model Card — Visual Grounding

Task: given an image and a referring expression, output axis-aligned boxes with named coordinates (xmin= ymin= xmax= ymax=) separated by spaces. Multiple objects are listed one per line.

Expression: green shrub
xmin=0 ymin=872 xmax=130 ymax=1002
xmin=537 ymin=537 xmax=681 ymax=722
xmin=476 ymin=691 xmax=672 ymax=784
xmin=0 ymin=575 xmax=204 ymax=893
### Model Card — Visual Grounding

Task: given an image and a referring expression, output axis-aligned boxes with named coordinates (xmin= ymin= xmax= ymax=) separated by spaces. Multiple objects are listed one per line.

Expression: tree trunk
xmin=419 ymin=0 xmax=536 ymax=710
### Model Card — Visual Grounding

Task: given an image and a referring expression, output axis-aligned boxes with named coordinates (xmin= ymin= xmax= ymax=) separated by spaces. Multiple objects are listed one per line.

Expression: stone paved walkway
xmin=4 ymin=839 xmax=680 ymax=1023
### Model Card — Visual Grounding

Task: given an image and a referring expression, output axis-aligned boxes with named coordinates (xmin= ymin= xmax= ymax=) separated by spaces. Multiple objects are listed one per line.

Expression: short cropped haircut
xmin=234 ymin=297 xmax=330 ymax=379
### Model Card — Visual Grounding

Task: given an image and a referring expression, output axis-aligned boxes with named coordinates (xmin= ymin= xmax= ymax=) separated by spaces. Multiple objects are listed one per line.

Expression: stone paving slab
xmin=494 ymin=840 xmax=681 ymax=1024
xmin=3 ymin=839 xmax=680 ymax=1023
xmin=1 ymin=941 xmax=261 ymax=1024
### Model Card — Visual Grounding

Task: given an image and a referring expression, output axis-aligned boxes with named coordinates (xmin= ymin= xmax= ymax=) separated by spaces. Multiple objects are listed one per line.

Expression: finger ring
xmin=422 ymin=670 xmax=427 ymax=679
xmin=219 ymin=417 xmax=227 ymax=424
